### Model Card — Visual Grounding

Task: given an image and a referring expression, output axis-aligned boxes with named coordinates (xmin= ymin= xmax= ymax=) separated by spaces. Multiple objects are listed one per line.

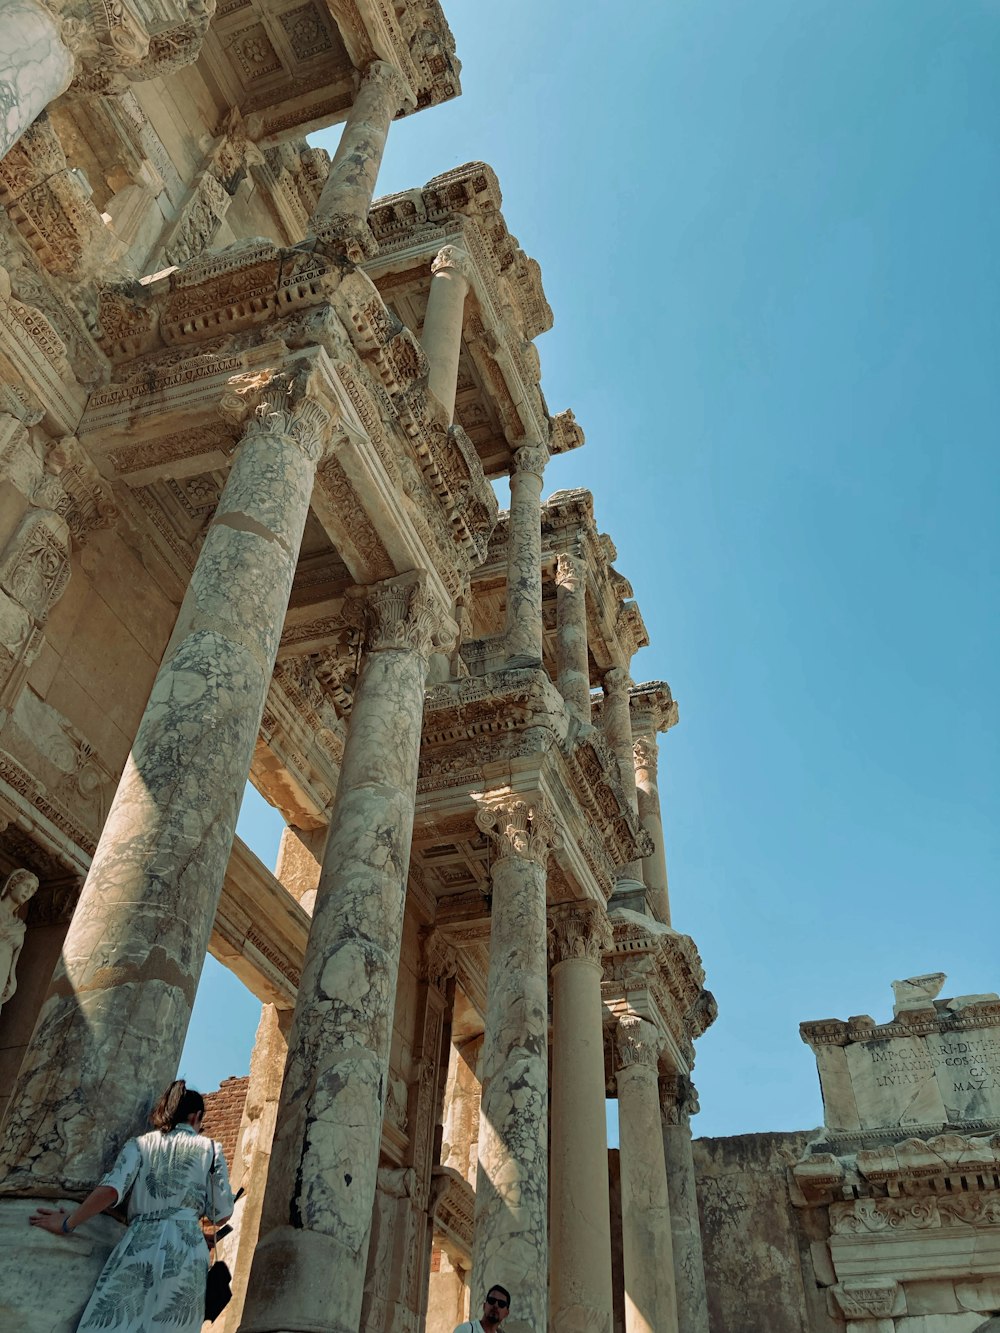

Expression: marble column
xmin=602 ymin=668 xmax=644 ymax=904
xmin=0 ymin=0 xmax=75 ymax=161
xmin=0 ymin=373 xmax=332 ymax=1331
xmin=420 ymin=243 xmax=473 ymax=422
xmin=659 ymin=1075 xmax=710 ymax=1333
xmin=549 ymin=901 xmax=614 ymax=1333
xmin=470 ymin=794 xmax=557 ymax=1333
xmin=504 ymin=444 xmax=548 ymax=668
xmin=311 ymin=60 xmax=413 ymax=258
xmin=615 ymin=1018 xmax=678 ymax=1333
xmin=240 ymin=571 xmax=448 ymax=1333
xmin=555 ymin=551 xmax=590 ymax=723
xmin=631 ymin=734 xmax=670 ymax=923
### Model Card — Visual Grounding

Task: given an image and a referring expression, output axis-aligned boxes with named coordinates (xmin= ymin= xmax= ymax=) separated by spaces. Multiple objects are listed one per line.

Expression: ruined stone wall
xmin=693 ymin=1131 xmax=840 ymax=1333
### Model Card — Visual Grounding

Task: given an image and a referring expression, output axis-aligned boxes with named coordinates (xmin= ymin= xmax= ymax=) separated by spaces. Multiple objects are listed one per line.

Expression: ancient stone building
xmin=0 ymin=4 xmax=715 ymax=1332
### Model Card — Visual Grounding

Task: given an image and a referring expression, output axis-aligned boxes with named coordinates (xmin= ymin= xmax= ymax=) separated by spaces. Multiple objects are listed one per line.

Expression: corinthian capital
xmin=548 ymin=900 xmax=612 ymax=966
xmin=631 ymin=734 xmax=659 ymax=776
xmin=220 ymin=369 xmax=334 ymax=463
xmin=512 ymin=443 xmax=549 ymax=481
xmin=350 ymin=571 xmax=450 ymax=658
xmin=615 ymin=1016 xmax=661 ymax=1073
xmin=473 ymin=793 xmax=560 ymax=868
xmin=361 ymin=59 xmax=416 ymax=115
xmin=431 ymin=243 xmax=475 ymax=283
xmin=658 ymin=1072 xmax=699 ymax=1125
xmin=555 ymin=551 xmax=586 ymax=592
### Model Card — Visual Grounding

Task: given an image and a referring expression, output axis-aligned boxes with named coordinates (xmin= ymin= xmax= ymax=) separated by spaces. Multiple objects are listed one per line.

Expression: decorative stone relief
xmin=0 ymin=866 xmax=39 ymax=1009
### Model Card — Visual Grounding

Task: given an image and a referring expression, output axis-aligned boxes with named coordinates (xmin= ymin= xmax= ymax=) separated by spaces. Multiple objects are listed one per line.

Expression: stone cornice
xmin=630 ymin=681 xmax=679 ymax=736
xmin=801 ymin=1000 xmax=1000 ymax=1049
xmin=326 ymin=0 xmax=460 ymax=116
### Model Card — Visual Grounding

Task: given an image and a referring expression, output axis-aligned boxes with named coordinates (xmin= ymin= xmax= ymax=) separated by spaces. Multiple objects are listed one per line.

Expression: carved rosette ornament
xmin=615 ymin=1016 xmax=662 ymax=1073
xmin=220 ymin=371 xmax=333 ymax=464
xmin=352 ymin=572 xmax=444 ymax=659
xmin=512 ymin=443 xmax=549 ymax=482
xmin=473 ymin=793 xmax=560 ymax=868
xmin=548 ymin=900 xmax=612 ymax=967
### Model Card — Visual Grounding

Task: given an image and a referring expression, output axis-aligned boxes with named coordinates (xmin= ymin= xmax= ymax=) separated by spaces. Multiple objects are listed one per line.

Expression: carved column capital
xmin=360 ymin=58 xmax=416 ymax=115
xmin=473 ymin=793 xmax=561 ymax=868
xmin=431 ymin=243 xmax=475 ymax=284
xmin=512 ymin=443 xmax=549 ymax=481
xmin=220 ymin=369 xmax=335 ymax=463
xmin=349 ymin=571 xmax=450 ymax=659
xmin=632 ymin=734 xmax=659 ymax=776
xmin=548 ymin=900 xmax=612 ymax=967
xmin=555 ymin=550 xmax=587 ymax=592
xmin=614 ymin=1016 xmax=662 ymax=1073
xmin=658 ymin=1072 xmax=699 ymax=1125
xmin=603 ymin=666 xmax=630 ymax=697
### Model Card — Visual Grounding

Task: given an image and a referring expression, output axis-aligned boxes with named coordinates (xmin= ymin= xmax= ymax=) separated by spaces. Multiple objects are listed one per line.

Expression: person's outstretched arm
xmin=30 ymin=1185 xmax=120 ymax=1235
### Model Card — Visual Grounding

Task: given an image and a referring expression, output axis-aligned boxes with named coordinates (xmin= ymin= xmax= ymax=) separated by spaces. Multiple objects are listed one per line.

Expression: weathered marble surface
xmin=555 ymin=551 xmax=590 ymax=722
xmin=312 ymin=61 xmax=413 ymax=257
xmin=421 ymin=244 xmax=473 ymax=421
xmin=660 ymin=1076 xmax=710 ymax=1333
xmin=549 ymin=901 xmax=614 ymax=1333
xmin=616 ymin=1017 xmax=678 ymax=1333
xmin=504 ymin=446 xmax=547 ymax=667
xmin=0 ymin=378 xmax=330 ymax=1212
xmin=241 ymin=573 xmax=443 ymax=1333
xmin=631 ymin=734 xmax=670 ymax=924
xmin=0 ymin=0 xmax=74 ymax=161
xmin=471 ymin=794 xmax=554 ymax=1333
xmin=0 ymin=868 xmax=38 ymax=1010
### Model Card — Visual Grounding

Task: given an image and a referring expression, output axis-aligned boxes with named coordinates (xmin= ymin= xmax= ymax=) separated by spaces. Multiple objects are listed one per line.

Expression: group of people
xmin=30 ymin=1078 xmax=516 ymax=1332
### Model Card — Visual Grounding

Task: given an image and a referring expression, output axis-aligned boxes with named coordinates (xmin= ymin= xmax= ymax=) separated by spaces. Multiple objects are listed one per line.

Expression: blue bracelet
xmin=61 ymin=1215 xmax=71 ymax=1234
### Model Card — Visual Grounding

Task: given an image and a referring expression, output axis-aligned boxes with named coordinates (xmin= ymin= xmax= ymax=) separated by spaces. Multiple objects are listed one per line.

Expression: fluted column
xmin=311 ymin=60 xmax=414 ymax=259
xmin=471 ymin=794 xmax=557 ymax=1333
xmin=555 ymin=552 xmax=590 ymax=722
xmin=549 ymin=901 xmax=614 ymax=1333
xmin=0 ymin=0 xmax=74 ymax=160
xmin=0 ymin=371 xmax=333 ymax=1330
xmin=615 ymin=1018 xmax=678 ymax=1333
xmin=241 ymin=572 xmax=448 ymax=1333
xmin=659 ymin=1075 xmax=710 ymax=1333
xmin=504 ymin=444 xmax=548 ymax=668
xmin=631 ymin=735 xmax=669 ymax=923
xmin=420 ymin=243 xmax=473 ymax=422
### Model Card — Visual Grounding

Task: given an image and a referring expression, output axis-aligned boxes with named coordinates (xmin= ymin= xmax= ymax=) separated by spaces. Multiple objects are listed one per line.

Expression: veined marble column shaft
xmin=555 ymin=552 xmax=590 ymax=723
xmin=603 ymin=668 xmax=643 ymax=889
xmin=311 ymin=60 xmax=413 ymax=256
xmin=0 ymin=372 xmax=330 ymax=1195
xmin=660 ymin=1076 xmax=710 ymax=1333
xmin=631 ymin=734 xmax=670 ymax=924
xmin=616 ymin=1018 xmax=678 ymax=1333
xmin=0 ymin=0 xmax=74 ymax=160
xmin=471 ymin=795 xmax=556 ymax=1333
xmin=549 ymin=901 xmax=614 ymax=1333
xmin=420 ymin=244 xmax=472 ymax=422
xmin=504 ymin=444 xmax=547 ymax=667
xmin=240 ymin=572 xmax=445 ymax=1333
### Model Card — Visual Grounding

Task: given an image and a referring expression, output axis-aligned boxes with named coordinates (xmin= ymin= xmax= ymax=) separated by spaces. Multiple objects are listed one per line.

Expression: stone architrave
xmin=240 ymin=572 xmax=450 ymax=1333
xmin=555 ymin=551 xmax=590 ymax=722
xmin=616 ymin=1016 xmax=678 ymax=1333
xmin=311 ymin=61 xmax=415 ymax=259
xmin=0 ymin=0 xmax=74 ymax=160
xmin=659 ymin=1075 xmax=710 ymax=1333
xmin=421 ymin=243 xmax=474 ymax=422
xmin=470 ymin=793 xmax=558 ymax=1333
xmin=504 ymin=444 xmax=548 ymax=668
xmin=0 ymin=369 xmax=333 ymax=1329
xmin=549 ymin=899 xmax=615 ymax=1333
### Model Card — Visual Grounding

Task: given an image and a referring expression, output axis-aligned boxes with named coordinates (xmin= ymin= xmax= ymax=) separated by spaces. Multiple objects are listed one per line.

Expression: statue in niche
xmin=0 ymin=868 xmax=40 ymax=1009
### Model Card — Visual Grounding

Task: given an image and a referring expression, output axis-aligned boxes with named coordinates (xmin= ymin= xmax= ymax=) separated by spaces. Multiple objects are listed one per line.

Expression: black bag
xmin=205 ymin=1258 xmax=233 ymax=1321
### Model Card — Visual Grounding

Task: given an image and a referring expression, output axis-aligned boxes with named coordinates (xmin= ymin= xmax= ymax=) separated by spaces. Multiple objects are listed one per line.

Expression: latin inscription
xmin=870 ymin=1034 xmax=1000 ymax=1096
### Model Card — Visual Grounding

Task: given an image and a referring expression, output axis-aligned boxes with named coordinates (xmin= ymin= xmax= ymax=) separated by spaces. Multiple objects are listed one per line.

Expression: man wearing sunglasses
xmin=453 ymin=1283 xmax=511 ymax=1331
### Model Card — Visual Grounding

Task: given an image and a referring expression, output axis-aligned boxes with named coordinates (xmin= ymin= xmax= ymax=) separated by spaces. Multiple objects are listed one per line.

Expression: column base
xmin=0 ymin=1198 xmax=125 ymax=1332
xmin=240 ymin=1224 xmax=365 ymax=1333
xmin=609 ymin=878 xmax=647 ymax=915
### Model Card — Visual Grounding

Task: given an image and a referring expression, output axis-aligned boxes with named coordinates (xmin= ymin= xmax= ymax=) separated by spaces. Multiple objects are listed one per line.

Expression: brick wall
xmin=203 ymin=1075 xmax=250 ymax=1171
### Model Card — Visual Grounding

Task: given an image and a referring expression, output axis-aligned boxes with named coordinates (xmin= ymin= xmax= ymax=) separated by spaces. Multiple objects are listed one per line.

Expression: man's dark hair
xmin=486 ymin=1284 xmax=511 ymax=1307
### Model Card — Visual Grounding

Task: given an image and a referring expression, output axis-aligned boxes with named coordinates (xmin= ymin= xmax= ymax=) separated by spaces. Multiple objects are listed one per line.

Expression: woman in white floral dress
xmin=30 ymin=1080 xmax=234 ymax=1332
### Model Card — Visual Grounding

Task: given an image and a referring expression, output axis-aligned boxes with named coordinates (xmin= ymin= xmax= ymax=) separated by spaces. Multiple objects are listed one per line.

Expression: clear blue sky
xmin=181 ymin=0 xmax=1000 ymax=1139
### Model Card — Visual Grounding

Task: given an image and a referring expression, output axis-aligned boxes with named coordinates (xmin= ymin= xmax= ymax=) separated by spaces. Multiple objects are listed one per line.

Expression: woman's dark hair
xmin=150 ymin=1080 xmax=205 ymax=1133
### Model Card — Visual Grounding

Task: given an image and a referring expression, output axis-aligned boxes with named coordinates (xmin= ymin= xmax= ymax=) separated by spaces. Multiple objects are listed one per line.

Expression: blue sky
xmin=182 ymin=0 xmax=1000 ymax=1139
